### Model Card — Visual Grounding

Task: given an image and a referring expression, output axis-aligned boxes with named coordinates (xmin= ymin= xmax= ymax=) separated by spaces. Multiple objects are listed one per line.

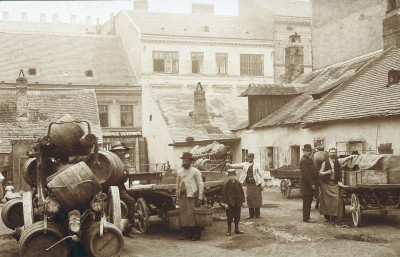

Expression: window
xmin=259 ymin=146 xmax=278 ymax=169
xmin=28 ymin=68 xmax=36 ymax=75
xmin=290 ymin=145 xmax=300 ymax=167
xmin=153 ymin=51 xmax=179 ymax=74
xmin=120 ymin=105 xmax=134 ymax=127
xmin=216 ymin=53 xmax=228 ymax=74
xmin=336 ymin=141 xmax=365 ymax=156
xmin=98 ymin=105 xmax=109 ymax=127
xmin=85 ymin=70 xmax=93 ymax=77
xmin=314 ymin=138 xmax=325 ymax=150
xmin=191 ymin=52 xmax=204 ymax=74
xmin=240 ymin=54 xmax=264 ymax=76
xmin=241 ymin=149 xmax=248 ymax=163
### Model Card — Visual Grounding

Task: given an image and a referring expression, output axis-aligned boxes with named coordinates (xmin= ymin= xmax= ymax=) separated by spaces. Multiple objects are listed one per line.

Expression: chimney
xmin=383 ymin=0 xmax=400 ymax=49
xmin=193 ymin=82 xmax=208 ymax=124
xmin=21 ymin=12 xmax=27 ymax=22
xmin=70 ymin=15 xmax=76 ymax=24
xmin=16 ymin=70 xmax=28 ymax=119
xmin=52 ymin=14 xmax=58 ymax=23
xmin=108 ymin=13 xmax=116 ymax=35
xmin=192 ymin=4 xmax=214 ymax=15
xmin=86 ymin=16 xmax=92 ymax=25
xmin=40 ymin=13 xmax=46 ymax=23
xmin=3 ymin=12 xmax=9 ymax=22
xmin=285 ymin=33 xmax=304 ymax=83
xmin=133 ymin=0 xmax=149 ymax=12
xmin=96 ymin=18 xmax=101 ymax=34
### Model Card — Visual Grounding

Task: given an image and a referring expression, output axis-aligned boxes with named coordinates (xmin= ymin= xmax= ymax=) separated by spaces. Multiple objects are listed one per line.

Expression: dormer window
xmin=388 ymin=69 xmax=400 ymax=86
xmin=85 ymin=70 xmax=93 ymax=77
xmin=28 ymin=68 xmax=37 ymax=75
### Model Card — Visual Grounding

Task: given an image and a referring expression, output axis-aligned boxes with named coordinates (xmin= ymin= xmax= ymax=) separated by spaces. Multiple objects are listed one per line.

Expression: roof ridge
xmin=0 ymin=30 xmax=119 ymax=39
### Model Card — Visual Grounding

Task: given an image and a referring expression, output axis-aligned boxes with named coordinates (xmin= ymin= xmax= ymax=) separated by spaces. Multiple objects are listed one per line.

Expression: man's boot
xmin=234 ymin=224 xmax=244 ymax=234
xmin=226 ymin=222 xmax=232 ymax=236
xmin=246 ymin=208 xmax=254 ymax=219
xmin=179 ymin=227 xmax=191 ymax=240
xmin=191 ymin=227 xmax=201 ymax=241
xmin=255 ymin=208 xmax=261 ymax=218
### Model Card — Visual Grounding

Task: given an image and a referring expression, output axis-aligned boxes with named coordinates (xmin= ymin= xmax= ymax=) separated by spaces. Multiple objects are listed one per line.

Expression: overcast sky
xmin=0 ymin=0 xmax=239 ymax=24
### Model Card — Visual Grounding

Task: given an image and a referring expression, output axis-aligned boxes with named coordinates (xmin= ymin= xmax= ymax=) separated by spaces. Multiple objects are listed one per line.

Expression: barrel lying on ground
xmin=1 ymin=198 xmax=24 ymax=229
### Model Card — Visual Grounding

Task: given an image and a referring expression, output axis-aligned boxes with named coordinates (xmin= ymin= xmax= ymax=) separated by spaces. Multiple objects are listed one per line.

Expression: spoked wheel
xmin=280 ymin=180 xmax=289 ymax=197
xmin=351 ymin=193 xmax=361 ymax=227
xmin=108 ymin=186 xmax=122 ymax=231
xmin=135 ymin=198 xmax=149 ymax=234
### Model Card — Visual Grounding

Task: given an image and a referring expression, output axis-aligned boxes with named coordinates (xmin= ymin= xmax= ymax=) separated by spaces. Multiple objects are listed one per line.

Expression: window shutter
xmin=259 ymin=147 xmax=267 ymax=170
xmin=273 ymin=147 xmax=279 ymax=169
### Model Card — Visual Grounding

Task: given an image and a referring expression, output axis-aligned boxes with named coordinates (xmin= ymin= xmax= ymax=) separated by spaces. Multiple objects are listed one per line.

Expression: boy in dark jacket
xmin=221 ymin=169 xmax=245 ymax=236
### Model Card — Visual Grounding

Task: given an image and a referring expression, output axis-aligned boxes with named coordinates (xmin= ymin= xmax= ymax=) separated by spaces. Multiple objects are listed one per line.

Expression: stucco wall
xmin=311 ymin=0 xmax=385 ymax=69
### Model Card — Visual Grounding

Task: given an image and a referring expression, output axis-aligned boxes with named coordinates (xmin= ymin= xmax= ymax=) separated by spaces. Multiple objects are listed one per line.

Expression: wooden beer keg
xmin=82 ymin=221 xmax=124 ymax=257
xmin=85 ymin=151 xmax=125 ymax=187
xmin=49 ymin=114 xmax=84 ymax=151
xmin=1 ymin=198 xmax=23 ymax=229
xmin=19 ymin=221 xmax=70 ymax=257
xmin=22 ymin=158 xmax=56 ymax=187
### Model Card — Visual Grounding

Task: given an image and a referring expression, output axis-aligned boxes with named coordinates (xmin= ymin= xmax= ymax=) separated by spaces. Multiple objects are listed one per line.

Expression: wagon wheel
xmin=135 ymin=198 xmax=149 ymax=234
xmin=22 ymin=191 xmax=33 ymax=229
xmin=280 ymin=180 xmax=289 ymax=197
xmin=108 ymin=186 xmax=122 ymax=231
xmin=351 ymin=193 xmax=361 ymax=227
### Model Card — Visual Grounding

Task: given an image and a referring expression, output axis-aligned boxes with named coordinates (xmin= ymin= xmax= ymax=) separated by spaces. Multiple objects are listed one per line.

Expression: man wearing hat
xmin=221 ymin=169 xmax=245 ymax=236
xmin=227 ymin=153 xmax=264 ymax=219
xmin=110 ymin=141 xmax=138 ymax=238
xmin=176 ymin=152 xmax=204 ymax=241
xmin=300 ymin=144 xmax=319 ymax=222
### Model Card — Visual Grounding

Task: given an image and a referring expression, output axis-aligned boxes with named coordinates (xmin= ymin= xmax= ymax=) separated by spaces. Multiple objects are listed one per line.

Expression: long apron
xmin=179 ymin=192 xmax=196 ymax=227
xmin=246 ymin=183 xmax=262 ymax=208
xmin=319 ymin=181 xmax=340 ymax=216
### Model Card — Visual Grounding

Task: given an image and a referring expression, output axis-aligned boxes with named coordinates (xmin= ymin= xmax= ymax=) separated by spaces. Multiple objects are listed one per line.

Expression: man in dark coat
xmin=221 ymin=169 xmax=245 ymax=236
xmin=300 ymin=144 xmax=319 ymax=222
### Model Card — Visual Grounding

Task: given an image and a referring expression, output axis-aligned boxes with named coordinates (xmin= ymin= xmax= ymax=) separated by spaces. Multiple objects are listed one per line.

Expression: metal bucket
xmin=49 ymin=114 xmax=84 ymax=151
xmin=19 ymin=221 xmax=70 ymax=257
xmin=85 ymin=151 xmax=126 ymax=187
xmin=1 ymin=198 xmax=23 ymax=229
xmin=195 ymin=205 xmax=214 ymax=227
xmin=46 ymin=162 xmax=101 ymax=211
xmin=82 ymin=221 xmax=124 ymax=257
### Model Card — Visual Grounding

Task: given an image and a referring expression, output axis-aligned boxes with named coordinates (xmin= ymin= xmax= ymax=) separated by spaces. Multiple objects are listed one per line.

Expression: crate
xmin=344 ymin=170 xmax=387 ymax=187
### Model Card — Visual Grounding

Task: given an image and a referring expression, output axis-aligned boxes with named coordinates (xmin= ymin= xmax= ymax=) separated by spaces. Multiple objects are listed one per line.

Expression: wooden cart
xmin=340 ymin=168 xmax=400 ymax=227
xmin=126 ymin=172 xmax=225 ymax=234
xmin=270 ymin=166 xmax=301 ymax=199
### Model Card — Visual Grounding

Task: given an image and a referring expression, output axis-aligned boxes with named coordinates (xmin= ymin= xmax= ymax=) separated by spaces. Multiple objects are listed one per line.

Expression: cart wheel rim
xmin=351 ymin=194 xmax=361 ymax=227
xmin=135 ymin=198 xmax=149 ymax=233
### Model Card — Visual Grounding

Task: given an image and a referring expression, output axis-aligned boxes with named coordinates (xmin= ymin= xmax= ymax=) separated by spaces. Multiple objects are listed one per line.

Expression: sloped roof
xmin=151 ymin=89 xmax=240 ymax=143
xmin=0 ymin=88 xmax=102 ymax=153
xmin=240 ymin=83 xmax=306 ymax=96
xmin=303 ymin=48 xmax=400 ymax=124
xmin=254 ymin=0 xmax=311 ymax=18
xmin=0 ymin=32 xmax=137 ymax=86
xmin=127 ymin=11 xmax=274 ymax=40
xmin=251 ymin=50 xmax=382 ymax=128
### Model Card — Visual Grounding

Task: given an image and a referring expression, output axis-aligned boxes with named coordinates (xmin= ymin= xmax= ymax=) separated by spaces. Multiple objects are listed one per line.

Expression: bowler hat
xmin=302 ymin=144 xmax=312 ymax=151
xmin=226 ymin=169 xmax=236 ymax=176
xmin=180 ymin=152 xmax=194 ymax=160
xmin=246 ymin=153 xmax=255 ymax=158
xmin=110 ymin=141 xmax=128 ymax=151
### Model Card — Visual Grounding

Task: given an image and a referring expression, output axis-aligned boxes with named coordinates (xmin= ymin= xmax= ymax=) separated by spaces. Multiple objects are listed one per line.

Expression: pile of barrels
xmin=1 ymin=115 xmax=127 ymax=257
xmin=191 ymin=141 xmax=230 ymax=171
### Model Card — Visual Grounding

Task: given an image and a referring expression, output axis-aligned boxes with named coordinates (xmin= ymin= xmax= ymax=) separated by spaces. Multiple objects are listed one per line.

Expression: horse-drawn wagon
xmin=270 ymin=165 xmax=301 ymax=199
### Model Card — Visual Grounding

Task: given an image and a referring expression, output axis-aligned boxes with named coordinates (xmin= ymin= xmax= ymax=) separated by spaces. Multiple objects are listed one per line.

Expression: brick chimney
xmin=383 ymin=0 xmax=400 ymax=49
xmin=133 ymin=0 xmax=148 ymax=12
xmin=16 ymin=70 xmax=28 ymax=119
xmin=193 ymin=82 xmax=208 ymax=124
xmin=108 ymin=13 xmax=116 ymax=35
xmin=192 ymin=4 xmax=214 ymax=15
xmin=285 ymin=33 xmax=304 ymax=83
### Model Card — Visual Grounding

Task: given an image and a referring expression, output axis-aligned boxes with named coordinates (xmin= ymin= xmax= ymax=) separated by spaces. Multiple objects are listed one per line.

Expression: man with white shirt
xmin=227 ymin=153 xmax=264 ymax=219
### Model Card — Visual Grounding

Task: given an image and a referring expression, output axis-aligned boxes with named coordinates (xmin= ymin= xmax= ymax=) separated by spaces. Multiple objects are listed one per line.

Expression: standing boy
xmin=221 ymin=169 xmax=245 ymax=236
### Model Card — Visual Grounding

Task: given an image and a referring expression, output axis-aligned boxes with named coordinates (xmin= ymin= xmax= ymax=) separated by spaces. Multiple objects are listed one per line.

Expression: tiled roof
xmin=254 ymin=0 xmax=311 ymax=18
xmin=0 ymin=32 xmax=137 ymax=86
xmin=151 ymin=89 xmax=240 ymax=143
xmin=240 ymin=83 xmax=306 ymax=96
xmin=127 ymin=11 xmax=273 ymax=40
xmin=303 ymin=48 xmax=400 ymax=124
xmin=251 ymin=50 xmax=381 ymax=128
xmin=0 ymin=89 xmax=102 ymax=153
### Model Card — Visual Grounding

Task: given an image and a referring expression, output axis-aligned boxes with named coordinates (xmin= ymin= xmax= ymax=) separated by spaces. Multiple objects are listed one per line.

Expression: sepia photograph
xmin=0 ymin=0 xmax=398 ymax=256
